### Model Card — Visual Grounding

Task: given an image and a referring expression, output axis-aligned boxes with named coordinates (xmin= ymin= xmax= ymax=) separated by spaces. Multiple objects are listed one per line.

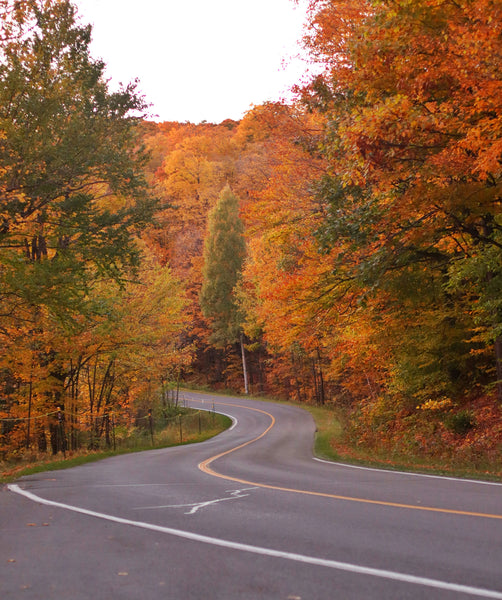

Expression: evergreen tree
xmin=200 ymin=185 xmax=248 ymax=392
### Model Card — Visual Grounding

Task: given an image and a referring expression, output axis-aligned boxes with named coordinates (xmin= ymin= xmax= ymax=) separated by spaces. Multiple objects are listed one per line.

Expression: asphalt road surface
xmin=2 ymin=392 xmax=502 ymax=599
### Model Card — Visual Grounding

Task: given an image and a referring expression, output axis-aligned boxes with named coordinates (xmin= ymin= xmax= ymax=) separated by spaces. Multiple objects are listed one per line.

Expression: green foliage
xmin=447 ymin=242 xmax=502 ymax=342
xmin=443 ymin=411 xmax=475 ymax=436
xmin=0 ymin=2 xmax=188 ymax=460
xmin=389 ymin=316 xmax=479 ymax=404
xmin=200 ymin=185 xmax=246 ymax=347
xmin=316 ymin=176 xmax=382 ymax=255
xmin=0 ymin=0 xmax=154 ymax=328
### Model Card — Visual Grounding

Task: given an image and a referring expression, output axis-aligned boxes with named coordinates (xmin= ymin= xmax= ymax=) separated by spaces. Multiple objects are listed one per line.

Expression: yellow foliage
xmin=417 ymin=398 xmax=454 ymax=412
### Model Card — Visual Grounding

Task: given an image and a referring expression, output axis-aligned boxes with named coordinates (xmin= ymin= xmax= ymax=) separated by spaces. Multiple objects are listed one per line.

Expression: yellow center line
xmin=197 ymin=400 xmax=502 ymax=521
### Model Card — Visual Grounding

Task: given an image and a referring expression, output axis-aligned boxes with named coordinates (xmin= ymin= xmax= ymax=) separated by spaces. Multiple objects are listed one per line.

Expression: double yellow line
xmin=198 ymin=401 xmax=502 ymax=521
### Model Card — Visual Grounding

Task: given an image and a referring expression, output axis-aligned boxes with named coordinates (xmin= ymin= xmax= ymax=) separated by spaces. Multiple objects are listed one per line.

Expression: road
xmin=1 ymin=392 xmax=502 ymax=599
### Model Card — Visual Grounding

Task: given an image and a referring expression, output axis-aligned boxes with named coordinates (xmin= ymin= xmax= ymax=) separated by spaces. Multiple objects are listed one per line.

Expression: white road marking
xmin=137 ymin=487 xmax=257 ymax=514
xmin=186 ymin=401 xmax=238 ymax=431
xmin=313 ymin=457 xmax=502 ymax=487
xmin=215 ymin=411 xmax=237 ymax=431
xmin=8 ymin=483 xmax=502 ymax=599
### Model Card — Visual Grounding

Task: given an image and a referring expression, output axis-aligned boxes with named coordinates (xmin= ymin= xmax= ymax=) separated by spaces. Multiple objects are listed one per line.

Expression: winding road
xmin=2 ymin=392 xmax=502 ymax=599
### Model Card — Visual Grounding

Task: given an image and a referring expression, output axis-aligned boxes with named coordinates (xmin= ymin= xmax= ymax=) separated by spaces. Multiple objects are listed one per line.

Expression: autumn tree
xmin=200 ymin=185 xmax=248 ymax=392
xmin=0 ymin=0 xmax=161 ymax=454
xmin=297 ymin=0 xmax=502 ymax=403
xmin=233 ymin=103 xmax=339 ymax=404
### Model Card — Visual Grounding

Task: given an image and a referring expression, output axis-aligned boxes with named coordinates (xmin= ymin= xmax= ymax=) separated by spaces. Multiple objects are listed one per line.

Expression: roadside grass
xmin=304 ymin=405 xmax=344 ymax=461
xmin=0 ymin=412 xmax=231 ymax=485
xmin=297 ymin=403 xmax=502 ymax=482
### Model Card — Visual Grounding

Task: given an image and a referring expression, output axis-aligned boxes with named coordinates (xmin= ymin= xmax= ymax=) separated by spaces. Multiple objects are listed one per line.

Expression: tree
xmin=0 ymin=0 xmax=160 ymax=454
xmin=0 ymin=0 xmax=153 ymax=330
xmin=200 ymin=185 xmax=248 ymax=392
xmin=236 ymin=103 xmax=335 ymax=404
xmin=300 ymin=0 xmax=502 ymax=402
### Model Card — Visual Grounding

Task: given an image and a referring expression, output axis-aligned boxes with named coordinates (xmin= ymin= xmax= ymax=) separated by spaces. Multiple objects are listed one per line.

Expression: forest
xmin=1 ymin=0 xmax=501 ymax=470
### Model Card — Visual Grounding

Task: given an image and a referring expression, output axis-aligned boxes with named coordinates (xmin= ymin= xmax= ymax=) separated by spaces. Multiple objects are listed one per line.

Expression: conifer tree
xmin=200 ymin=185 xmax=248 ymax=392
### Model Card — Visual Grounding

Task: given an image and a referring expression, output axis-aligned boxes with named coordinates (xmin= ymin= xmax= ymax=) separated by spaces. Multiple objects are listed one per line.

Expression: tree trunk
xmin=240 ymin=332 xmax=249 ymax=395
xmin=26 ymin=379 xmax=32 ymax=449
xmin=317 ymin=358 xmax=326 ymax=406
xmin=486 ymin=268 xmax=502 ymax=404
xmin=495 ymin=336 xmax=502 ymax=403
xmin=311 ymin=358 xmax=319 ymax=404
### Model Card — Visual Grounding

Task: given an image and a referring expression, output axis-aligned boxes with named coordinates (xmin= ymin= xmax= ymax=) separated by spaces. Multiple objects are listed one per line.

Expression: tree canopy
xmin=0 ymin=0 xmax=186 ymax=457
xmin=0 ymin=0 xmax=153 ymax=330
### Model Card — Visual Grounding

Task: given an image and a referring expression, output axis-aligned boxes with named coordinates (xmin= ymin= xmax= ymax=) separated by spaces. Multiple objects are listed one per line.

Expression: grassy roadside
xmin=0 ymin=413 xmax=231 ymax=485
xmin=298 ymin=403 xmax=502 ymax=482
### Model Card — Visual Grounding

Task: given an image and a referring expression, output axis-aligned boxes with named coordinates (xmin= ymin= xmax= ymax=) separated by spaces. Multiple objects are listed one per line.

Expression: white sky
xmin=74 ymin=0 xmax=311 ymax=124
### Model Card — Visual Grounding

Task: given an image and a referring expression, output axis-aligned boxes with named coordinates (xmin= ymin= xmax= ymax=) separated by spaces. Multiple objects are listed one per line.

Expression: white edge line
xmin=313 ymin=457 xmax=502 ymax=487
xmin=213 ymin=411 xmax=237 ymax=431
xmin=186 ymin=402 xmax=238 ymax=432
xmin=8 ymin=483 xmax=502 ymax=600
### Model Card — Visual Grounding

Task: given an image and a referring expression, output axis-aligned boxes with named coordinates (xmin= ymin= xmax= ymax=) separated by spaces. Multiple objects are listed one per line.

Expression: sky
xmin=74 ymin=0 xmax=312 ymax=124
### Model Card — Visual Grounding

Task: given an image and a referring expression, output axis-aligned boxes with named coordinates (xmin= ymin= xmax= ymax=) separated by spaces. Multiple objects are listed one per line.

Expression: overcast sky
xmin=74 ymin=0 xmax=311 ymax=124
